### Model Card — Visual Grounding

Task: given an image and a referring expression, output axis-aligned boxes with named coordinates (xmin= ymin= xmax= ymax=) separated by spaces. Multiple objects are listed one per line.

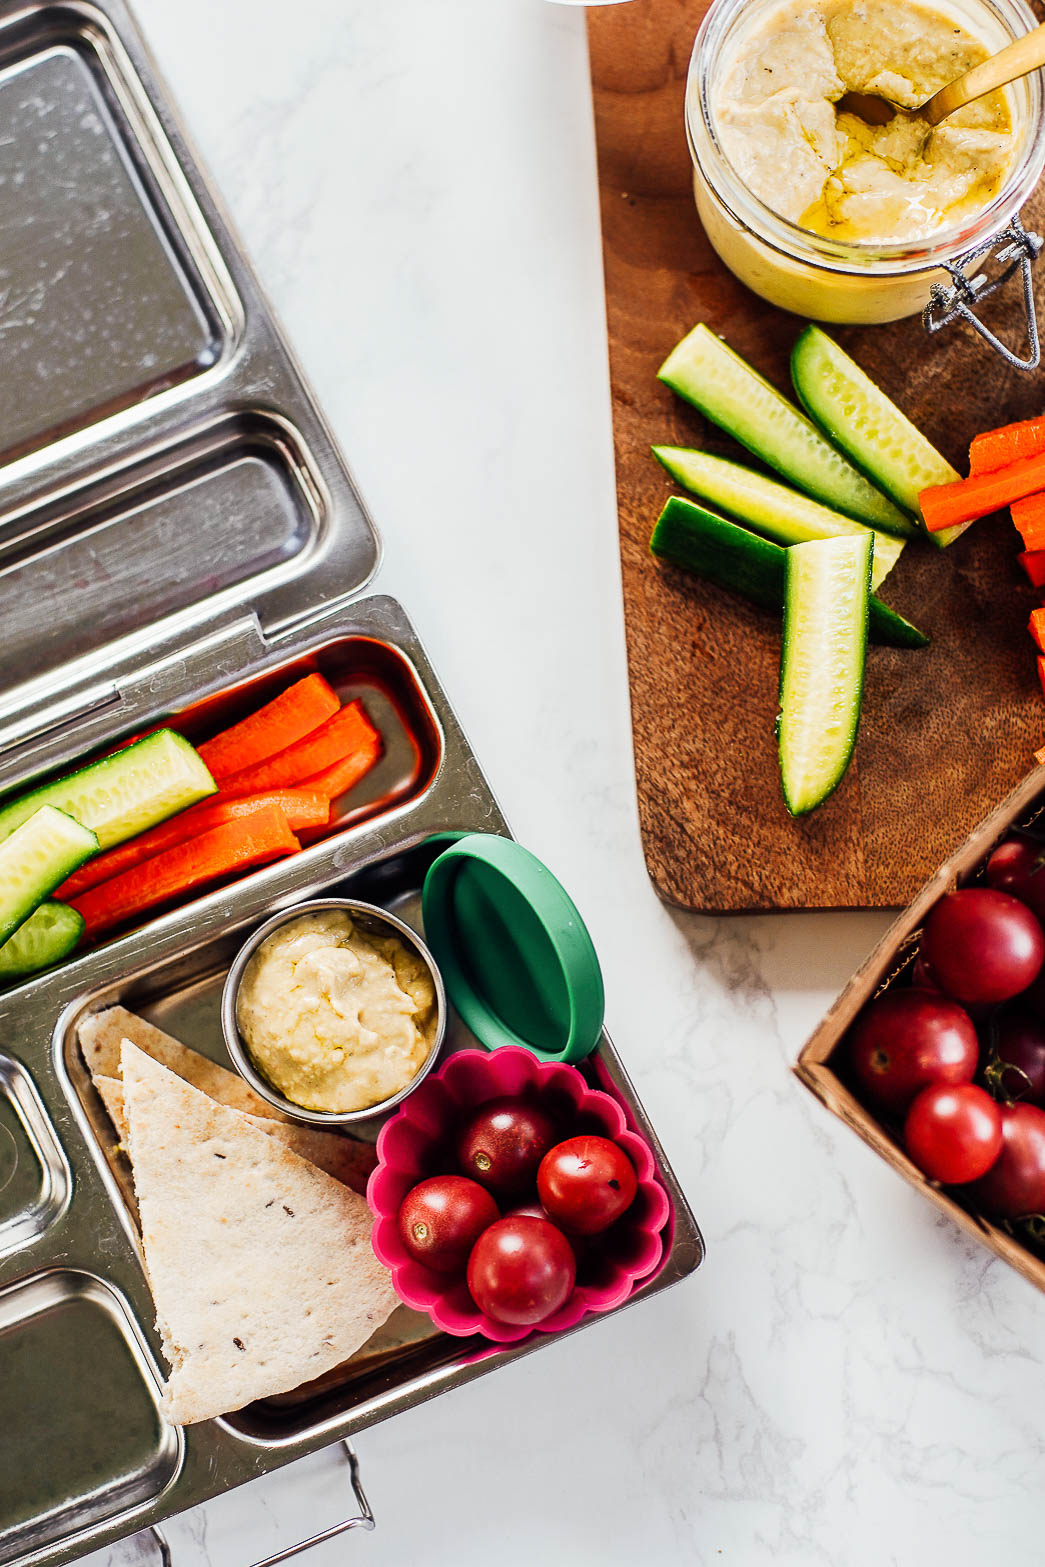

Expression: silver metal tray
xmin=0 ymin=2 xmax=704 ymax=1563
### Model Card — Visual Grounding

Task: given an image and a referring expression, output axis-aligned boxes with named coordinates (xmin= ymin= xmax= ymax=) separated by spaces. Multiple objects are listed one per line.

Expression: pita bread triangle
xmin=120 ymin=1041 xmax=398 ymax=1426
xmin=80 ymin=1005 xmax=285 ymax=1120
xmin=97 ymin=1069 xmax=376 ymax=1194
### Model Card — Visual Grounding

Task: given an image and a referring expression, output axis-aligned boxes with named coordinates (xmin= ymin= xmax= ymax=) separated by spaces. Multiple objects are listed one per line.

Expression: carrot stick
xmin=920 ymin=452 xmax=1045 ymax=533
xmin=218 ymin=701 xmax=382 ymax=797
xmin=1038 ymin=656 xmax=1045 ymax=704
xmin=970 ymin=415 xmax=1045 ymax=475
xmin=1011 ymin=493 xmax=1045 ymax=551
xmin=300 ymin=731 xmax=383 ymax=801
xmin=1020 ymin=551 xmax=1045 ymax=589
xmin=1030 ymin=610 xmax=1045 ymax=653
xmin=70 ymin=807 xmax=301 ymax=939
xmin=197 ymin=674 xmax=340 ymax=781
xmin=55 ymin=790 xmax=328 ymax=899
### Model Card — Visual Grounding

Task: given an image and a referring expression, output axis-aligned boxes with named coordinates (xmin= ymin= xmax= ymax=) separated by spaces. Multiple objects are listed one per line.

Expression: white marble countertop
xmin=89 ymin=1 xmax=1045 ymax=1563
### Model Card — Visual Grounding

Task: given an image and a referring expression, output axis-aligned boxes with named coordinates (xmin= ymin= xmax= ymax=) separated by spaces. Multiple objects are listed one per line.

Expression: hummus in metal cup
xmin=713 ymin=0 xmax=1016 ymax=245
xmin=235 ymin=910 xmax=437 ymax=1114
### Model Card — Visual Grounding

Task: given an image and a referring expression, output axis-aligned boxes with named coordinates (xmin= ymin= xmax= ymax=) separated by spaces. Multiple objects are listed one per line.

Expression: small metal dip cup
xmin=220 ymin=898 xmax=447 ymax=1126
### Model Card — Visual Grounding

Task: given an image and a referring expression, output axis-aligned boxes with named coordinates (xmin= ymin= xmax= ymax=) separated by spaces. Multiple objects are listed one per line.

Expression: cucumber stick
xmin=0 ymin=808 xmax=97 ymax=946
xmin=779 ymin=536 xmax=871 ymax=817
xmin=791 ymin=326 xmax=966 ymax=547
xmin=0 ymin=730 xmax=215 ymax=851
xmin=658 ymin=325 xmax=913 ymax=537
xmin=650 ymin=497 xmax=928 ymax=650
xmin=652 ymin=446 xmax=904 ymax=590
xmin=0 ymin=903 xmax=84 ymax=981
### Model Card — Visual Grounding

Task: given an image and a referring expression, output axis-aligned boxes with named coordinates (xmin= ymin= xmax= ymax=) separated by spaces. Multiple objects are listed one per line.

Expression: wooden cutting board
xmin=588 ymin=0 xmax=1045 ymax=913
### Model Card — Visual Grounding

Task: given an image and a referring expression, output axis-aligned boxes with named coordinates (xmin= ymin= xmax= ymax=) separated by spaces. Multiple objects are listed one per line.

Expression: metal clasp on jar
xmin=923 ymin=213 xmax=1044 ymax=371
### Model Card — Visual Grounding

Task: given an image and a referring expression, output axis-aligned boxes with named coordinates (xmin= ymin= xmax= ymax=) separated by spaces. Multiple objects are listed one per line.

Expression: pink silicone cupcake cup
xmin=367 ymin=1046 xmax=672 ymax=1344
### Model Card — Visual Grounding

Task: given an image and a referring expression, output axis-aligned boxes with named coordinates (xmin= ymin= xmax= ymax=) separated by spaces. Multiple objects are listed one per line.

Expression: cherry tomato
xmin=910 ymin=955 xmax=943 ymax=994
xmin=397 ymin=1176 xmax=499 ymax=1274
xmin=971 ymin=1102 xmax=1045 ymax=1218
xmin=921 ymin=889 xmax=1045 ymax=1005
xmin=537 ymin=1135 xmax=638 ymax=1235
xmin=503 ymin=1201 xmax=553 ymax=1223
xmin=904 ymin=1083 xmax=1002 ymax=1185
xmin=992 ymin=1011 xmax=1045 ymax=1107
xmin=1019 ymin=961 xmax=1045 ymax=1020
xmin=466 ymin=1215 xmax=576 ymax=1326
xmin=985 ymin=837 xmax=1045 ymax=923
xmin=456 ymin=1097 xmax=558 ymax=1195
xmin=846 ymin=988 xmax=978 ymax=1115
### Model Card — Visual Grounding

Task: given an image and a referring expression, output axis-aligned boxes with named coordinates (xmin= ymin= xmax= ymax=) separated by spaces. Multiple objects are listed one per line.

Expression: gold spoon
xmin=839 ymin=20 xmax=1045 ymax=128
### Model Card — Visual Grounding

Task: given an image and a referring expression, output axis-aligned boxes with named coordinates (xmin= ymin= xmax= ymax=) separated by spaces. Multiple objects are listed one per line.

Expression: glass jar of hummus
xmin=687 ymin=0 xmax=1045 ymax=323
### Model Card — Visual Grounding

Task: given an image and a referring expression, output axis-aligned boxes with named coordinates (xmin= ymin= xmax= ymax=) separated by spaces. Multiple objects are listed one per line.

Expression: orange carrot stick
xmin=1038 ymin=656 xmax=1045 ymax=705
xmin=197 ymin=674 xmax=340 ymax=781
xmin=300 ymin=731 xmax=384 ymax=801
xmin=970 ymin=415 xmax=1045 ymax=475
xmin=1030 ymin=610 xmax=1045 ymax=653
xmin=56 ymin=790 xmax=328 ymax=899
xmin=218 ymin=701 xmax=382 ymax=797
xmin=70 ymin=807 xmax=300 ymax=939
xmin=920 ymin=452 xmax=1045 ymax=533
xmin=1012 ymin=493 xmax=1045 ymax=551
xmin=1020 ymin=551 xmax=1045 ymax=589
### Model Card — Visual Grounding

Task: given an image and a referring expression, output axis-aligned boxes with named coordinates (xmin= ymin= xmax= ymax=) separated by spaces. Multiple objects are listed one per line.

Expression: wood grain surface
xmin=588 ymin=0 xmax=1045 ymax=913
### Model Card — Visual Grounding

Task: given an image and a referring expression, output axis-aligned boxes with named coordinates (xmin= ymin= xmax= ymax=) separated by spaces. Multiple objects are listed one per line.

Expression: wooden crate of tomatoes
xmin=797 ymin=765 xmax=1045 ymax=1293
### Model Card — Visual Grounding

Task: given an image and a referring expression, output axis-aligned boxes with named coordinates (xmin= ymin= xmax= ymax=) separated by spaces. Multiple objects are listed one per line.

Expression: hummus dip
xmin=714 ymin=0 xmax=1015 ymax=245
xmin=236 ymin=910 xmax=437 ymax=1113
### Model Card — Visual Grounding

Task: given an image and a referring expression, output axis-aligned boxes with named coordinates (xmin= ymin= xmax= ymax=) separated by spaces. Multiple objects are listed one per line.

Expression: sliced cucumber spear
xmin=658 ymin=325 xmax=913 ymax=538
xmin=650 ymin=497 xmax=928 ymax=650
xmin=0 ymin=807 xmax=97 ymax=947
xmin=791 ymin=326 xmax=965 ymax=547
xmin=778 ymin=536 xmax=871 ymax=817
xmin=0 ymin=730 xmax=215 ymax=851
xmin=652 ymin=445 xmax=905 ymax=590
xmin=0 ymin=902 xmax=84 ymax=981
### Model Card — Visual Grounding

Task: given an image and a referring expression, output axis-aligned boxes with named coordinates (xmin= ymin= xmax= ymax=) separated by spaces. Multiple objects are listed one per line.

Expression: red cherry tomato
xmin=909 ymin=955 xmax=943 ymax=993
xmin=904 ymin=1084 xmax=1003 ymax=1185
xmin=985 ymin=837 xmax=1045 ymax=923
xmin=466 ymin=1215 xmax=576 ymax=1326
xmin=503 ymin=1201 xmax=553 ymax=1223
xmin=397 ymin=1176 xmax=499 ymax=1274
xmin=456 ymin=1097 xmax=558 ymax=1195
xmin=921 ymin=889 xmax=1044 ymax=1005
xmin=971 ymin=1102 xmax=1045 ymax=1218
xmin=537 ymin=1135 xmax=638 ymax=1235
xmin=846 ymin=988 xmax=978 ymax=1114
xmin=1019 ymin=958 xmax=1045 ymax=1021
xmin=992 ymin=1011 xmax=1045 ymax=1107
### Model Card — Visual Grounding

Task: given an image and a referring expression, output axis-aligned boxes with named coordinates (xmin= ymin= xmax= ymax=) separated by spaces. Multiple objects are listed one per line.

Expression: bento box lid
xmin=0 ymin=9 xmax=380 ymax=748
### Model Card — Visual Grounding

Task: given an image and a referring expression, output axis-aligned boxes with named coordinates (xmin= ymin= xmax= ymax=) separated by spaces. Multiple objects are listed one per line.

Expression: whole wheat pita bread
xmin=80 ymin=1007 xmax=284 ymax=1120
xmin=120 ymin=1042 xmax=397 ymax=1426
xmin=98 ymin=1069 xmax=376 ymax=1194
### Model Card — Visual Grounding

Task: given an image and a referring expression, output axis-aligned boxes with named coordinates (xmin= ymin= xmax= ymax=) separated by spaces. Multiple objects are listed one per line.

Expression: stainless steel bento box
xmin=0 ymin=3 xmax=704 ymax=1562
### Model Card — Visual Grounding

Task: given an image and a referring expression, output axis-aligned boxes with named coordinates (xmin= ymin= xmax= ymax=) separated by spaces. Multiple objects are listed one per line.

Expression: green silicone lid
xmin=421 ymin=834 xmax=605 ymax=1063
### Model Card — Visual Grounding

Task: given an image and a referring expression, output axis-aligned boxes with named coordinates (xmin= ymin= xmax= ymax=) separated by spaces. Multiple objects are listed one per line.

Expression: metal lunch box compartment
xmin=0 ymin=1058 xmax=70 ymax=1261
xmin=0 ymin=0 xmax=704 ymax=1562
xmin=0 ymin=1270 xmax=183 ymax=1566
xmin=795 ymin=767 xmax=1045 ymax=1297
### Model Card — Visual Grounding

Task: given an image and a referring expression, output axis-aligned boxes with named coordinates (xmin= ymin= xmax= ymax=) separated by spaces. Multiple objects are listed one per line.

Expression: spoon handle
xmin=924 ymin=21 xmax=1045 ymax=125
